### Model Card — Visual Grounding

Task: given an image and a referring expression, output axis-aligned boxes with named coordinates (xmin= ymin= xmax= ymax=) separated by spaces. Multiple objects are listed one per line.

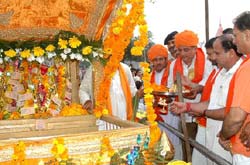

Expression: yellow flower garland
xmin=51 ymin=137 xmax=69 ymax=161
xmin=94 ymin=0 xmax=148 ymax=118
xmin=140 ymin=62 xmax=161 ymax=148
xmin=12 ymin=141 xmax=26 ymax=163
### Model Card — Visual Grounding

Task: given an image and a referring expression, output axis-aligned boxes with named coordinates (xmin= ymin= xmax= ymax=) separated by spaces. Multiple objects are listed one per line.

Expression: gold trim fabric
xmin=0 ymin=0 xmax=120 ymax=40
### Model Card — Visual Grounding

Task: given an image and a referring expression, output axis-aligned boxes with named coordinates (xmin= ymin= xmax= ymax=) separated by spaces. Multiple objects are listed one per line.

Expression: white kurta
xmin=109 ymin=63 xmax=137 ymax=120
xmin=79 ymin=63 xmax=137 ymax=129
xmin=168 ymin=53 xmax=213 ymax=164
xmin=168 ymin=55 xmax=213 ymax=122
xmin=206 ymin=58 xmax=243 ymax=165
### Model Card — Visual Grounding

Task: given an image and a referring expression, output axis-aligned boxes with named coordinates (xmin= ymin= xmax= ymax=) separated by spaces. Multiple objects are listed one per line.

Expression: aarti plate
xmin=152 ymin=91 xmax=178 ymax=97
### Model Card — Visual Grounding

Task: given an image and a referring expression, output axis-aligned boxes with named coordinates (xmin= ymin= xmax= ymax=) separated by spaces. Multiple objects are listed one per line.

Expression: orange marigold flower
xmin=147 ymin=113 xmax=157 ymax=121
xmin=131 ymin=46 xmax=144 ymax=56
xmin=144 ymin=87 xmax=153 ymax=94
xmin=140 ymin=62 xmax=150 ymax=68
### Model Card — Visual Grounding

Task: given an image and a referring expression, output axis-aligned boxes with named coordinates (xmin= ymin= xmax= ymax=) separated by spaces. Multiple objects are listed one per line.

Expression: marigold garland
xmin=12 ymin=141 xmax=26 ymax=163
xmin=94 ymin=0 xmax=148 ymax=118
xmin=140 ymin=62 xmax=161 ymax=148
xmin=51 ymin=137 xmax=69 ymax=161
xmin=97 ymin=136 xmax=115 ymax=164
xmin=60 ymin=103 xmax=88 ymax=116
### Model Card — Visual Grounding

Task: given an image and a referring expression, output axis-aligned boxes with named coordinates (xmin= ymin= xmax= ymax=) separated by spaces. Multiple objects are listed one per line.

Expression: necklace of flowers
xmin=140 ymin=62 xmax=161 ymax=148
xmin=94 ymin=0 xmax=147 ymax=117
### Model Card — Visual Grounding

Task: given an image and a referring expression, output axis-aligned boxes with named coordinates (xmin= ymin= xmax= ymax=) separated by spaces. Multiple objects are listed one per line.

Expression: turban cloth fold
xmin=147 ymin=44 xmax=168 ymax=61
xmin=175 ymin=30 xmax=199 ymax=48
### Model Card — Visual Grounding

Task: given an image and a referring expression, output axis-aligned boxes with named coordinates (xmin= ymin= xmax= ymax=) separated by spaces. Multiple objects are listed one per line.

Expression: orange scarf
xmin=150 ymin=61 xmax=171 ymax=121
xmin=225 ymin=54 xmax=250 ymax=144
xmin=225 ymin=58 xmax=249 ymax=143
xmin=197 ymin=68 xmax=221 ymax=127
xmin=107 ymin=64 xmax=133 ymax=120
xmin=173 ymin=48 xmax=205 ymax=83
xmin=150 ymin=61 xmax=170 ymax=86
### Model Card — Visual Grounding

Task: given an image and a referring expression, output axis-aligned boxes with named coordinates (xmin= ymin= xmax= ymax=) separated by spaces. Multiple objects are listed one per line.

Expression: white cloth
xmin=192 ymin=66 xmax=218 ymax=165
xmin=208 ymin=58 xmax=243 ymax=109
xmin=206 ymin=119 xmax=232 ymax=165
xmin=233 ymin=154 xmax=250 ymax=165
xmin=192 ymin=126 xmax=207 ymax=165
xmin=168 ymin=54 xmax=213 ymax=122
xmin=79 ymin=65 xmax=93 ymax=104
xmin=168 ymin=50 xmax=212 ymax=163
xmin=206 ymin=58 xmax=243 ymax=165
xmin=155 ymin=68 xmax=165 ymax=85
xmin=109 ymin=63 xmax=137 ymax=120
xmin=79 ymin=62 xmax=137 ymax=121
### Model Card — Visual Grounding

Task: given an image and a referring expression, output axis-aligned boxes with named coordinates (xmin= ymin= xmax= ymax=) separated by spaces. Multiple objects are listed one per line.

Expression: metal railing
xmin=158 ymin=121 xmax=232 ymax=165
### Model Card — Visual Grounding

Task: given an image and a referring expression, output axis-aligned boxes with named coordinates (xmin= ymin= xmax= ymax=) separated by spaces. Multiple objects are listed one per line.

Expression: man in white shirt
xmin=171 ymin=34 xmax=244 ymax=165
xmin=79 ymin=62 xmax=143 ymax=122
xmin=168 ymin=30 xmax=213 ymax=163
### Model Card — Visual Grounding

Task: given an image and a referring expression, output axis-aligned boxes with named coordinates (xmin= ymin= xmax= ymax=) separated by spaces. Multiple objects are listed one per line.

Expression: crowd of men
xmin=79 ymin=11 xmax=250 ymax=165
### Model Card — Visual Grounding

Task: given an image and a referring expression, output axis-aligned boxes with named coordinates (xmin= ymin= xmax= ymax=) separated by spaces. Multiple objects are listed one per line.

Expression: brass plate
xmin=152 ymin=91 xmax=178 ymax=97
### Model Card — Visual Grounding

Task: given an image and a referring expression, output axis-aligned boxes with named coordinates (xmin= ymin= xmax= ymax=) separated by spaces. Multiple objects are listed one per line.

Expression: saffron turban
xmin=175 ymin=30 xmax=199 ymax=48
xmin=147 ymin=44 xmax=168 ymax=61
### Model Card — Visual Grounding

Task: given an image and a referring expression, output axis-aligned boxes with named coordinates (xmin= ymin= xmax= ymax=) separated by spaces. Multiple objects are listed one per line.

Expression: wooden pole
xmin=205 ymin=0 xmax=209 ymax=41
xmin=70 ymin=60 xmax=80 ymax=103
xmin=176 ymin=72 xmax=192 ymax=162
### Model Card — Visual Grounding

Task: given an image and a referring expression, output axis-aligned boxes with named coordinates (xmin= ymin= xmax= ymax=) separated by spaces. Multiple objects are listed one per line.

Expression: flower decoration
xmin=140 ymin=62 xmax=161 ymax=148
xmin=94 ymin=0 xmax=148 ymax=118
xmin=0 ymin=31 xmax=103 ymax=64
xmin=130 ymin=3 xmax=148 ymax=56
xmin=20 ymin=49 xmax=31 ymax=58
xmin=51 ymin=137 xmax=69 ymax=161
xmin=12 ymin=141 xmax=26 ymax=163
xmin=33 ymin=46 xmax=45 ymax=57
xmin=45 ymin=44 xmax=56 ymax=52
xmin=60 ymin=103 xmax=88 ymax=116
xmin=58 ymin=38 xmax=68 ymax=49
xmin=69 ymin=36 xmax=81 ymax=48
xmin=4 ymin=49 xmax=16 ymax=58
xmin=82 ymin=46 xmax=93 ymax=55
xmin=131 ymin=46 xmax=144 ymax=56
xmin=97 ymin=136 xmax=115 ymax=164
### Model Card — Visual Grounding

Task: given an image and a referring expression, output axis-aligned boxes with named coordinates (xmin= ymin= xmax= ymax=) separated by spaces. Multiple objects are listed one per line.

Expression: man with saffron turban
xmin=171 ymin=34 xmax=244 ymax=164
xmin=168 ymin=30 xmax=213 ymax=163
xmin=147 ymin=44 xmax=182 ymax=160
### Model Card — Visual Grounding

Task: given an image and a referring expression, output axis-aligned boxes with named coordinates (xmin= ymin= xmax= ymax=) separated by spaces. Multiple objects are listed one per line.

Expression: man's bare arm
xmin=221 ymin=107 xmax=247 ymax=139
xmin=205 ymin=108 xmax=225 ymax=120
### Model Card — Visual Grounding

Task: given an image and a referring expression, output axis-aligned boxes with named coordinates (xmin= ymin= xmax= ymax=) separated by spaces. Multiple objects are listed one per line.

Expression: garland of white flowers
xmin=0 ymin=31 xmax=105 ymax=64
